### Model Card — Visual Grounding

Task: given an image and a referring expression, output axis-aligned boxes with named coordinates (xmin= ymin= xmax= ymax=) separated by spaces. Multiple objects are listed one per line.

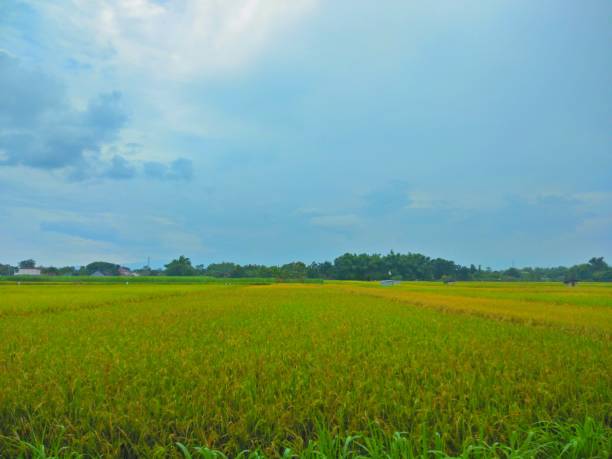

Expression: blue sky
xmin=1 ymin=0 xmax=610 ymax=268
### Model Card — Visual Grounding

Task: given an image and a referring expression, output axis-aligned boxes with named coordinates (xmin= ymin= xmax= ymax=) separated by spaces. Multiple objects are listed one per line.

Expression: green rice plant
xmin=172 ymin=418 xmax=610 ymax=458
xmin=0 ymin=282 xmax=609 ymax=457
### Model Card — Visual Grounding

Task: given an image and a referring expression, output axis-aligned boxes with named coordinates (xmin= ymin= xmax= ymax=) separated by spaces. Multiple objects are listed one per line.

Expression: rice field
xmin=0 ymin=282 xmax=610 ymax=458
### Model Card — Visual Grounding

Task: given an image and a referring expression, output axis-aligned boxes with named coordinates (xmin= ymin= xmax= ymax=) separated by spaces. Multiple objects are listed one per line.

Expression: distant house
xmin=91 ymin=270 xmax=105 ymax=277
xmin=380 ymin=280 xmax=401 ymax=286
xmin=118 ymin=267 xmax=133 ymax=276
xmin=15 ymin=268 xmax=41 ymax=276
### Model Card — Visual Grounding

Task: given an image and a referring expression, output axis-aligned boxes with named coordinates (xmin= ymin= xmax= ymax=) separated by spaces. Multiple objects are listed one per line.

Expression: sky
xmin=0 ymin=0 xmax=611 ymax=269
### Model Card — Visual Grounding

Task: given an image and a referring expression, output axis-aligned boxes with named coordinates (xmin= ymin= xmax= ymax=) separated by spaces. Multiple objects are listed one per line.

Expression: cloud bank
xmin=0 ymin=51 xmax=192 ymax=181
xmin=0 ymin=1 xmax=610 ymax=267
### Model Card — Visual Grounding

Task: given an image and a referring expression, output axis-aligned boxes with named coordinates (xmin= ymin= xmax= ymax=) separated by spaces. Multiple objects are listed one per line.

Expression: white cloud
xmin=36 ymin=0 xmax=318 ymax=80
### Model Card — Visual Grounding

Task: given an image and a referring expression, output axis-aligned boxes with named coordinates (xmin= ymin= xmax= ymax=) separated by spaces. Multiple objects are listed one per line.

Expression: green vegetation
xmin=0 ymin=282 xmax=610 ymax=457
xmin=0 ymin=275 xmax=276 ymax=285
xmin=3 ymin=253 xmax=612 ymax=281
xmin=0 ymin=276 xmax=324 ymax=286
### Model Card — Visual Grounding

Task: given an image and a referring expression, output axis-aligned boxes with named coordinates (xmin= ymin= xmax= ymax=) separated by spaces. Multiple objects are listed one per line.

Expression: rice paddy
xmin=0 ymin=282 xmax=610 ymax=458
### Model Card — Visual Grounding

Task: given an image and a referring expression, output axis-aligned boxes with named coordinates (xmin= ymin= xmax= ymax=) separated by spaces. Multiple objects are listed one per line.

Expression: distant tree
xmin=239 ymin=264 xmax=279 ymax=278
xmin=58 ymin=266 xmax=77 ymax=276
xmin=430 ymin=258 xmax=456 ymax=280
xmin=593 ymin=269 xmax=612 ymax=282
xmin=588 ymin=257 xmax=607 ymax=271
xmin=333 ymin=253 xmax=356 ymax=280
xmin=165 ymin=256 xmax=196 ymax=276
xmin=85 ymin=261 xmax=120 ymax=276
xmin=306 ymin=262 xmax=320 ymax=278
xmin=19 ymin=259 xmax=36 ymax=269
xmin=280 ymin=261 xmax=307 ymax=279
xmin=457 ymin=266 xmax=471 ymax=281
xmin=563 ymin=269 xmax=578 ymax=286
xmin=42 ymin=267 xmax=59 ymax=275
xmin=9 ymin=253 xmax=610 ymax=283
xmin=504 ymin=267 xmax=521 ymax=279
xmin=205 ymin=262 xmax=239 ymax=278
xmin=0 ymin=264 xmax=15 ymax=276
xmin=317 ymin=261 xmax=335 ymax=279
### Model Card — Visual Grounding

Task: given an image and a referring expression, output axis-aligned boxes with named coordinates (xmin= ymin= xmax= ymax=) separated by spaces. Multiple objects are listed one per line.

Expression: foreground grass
xmin=7 ymin=418 xmax=610 ymax=458
xmin=0 ymin=283 xmax=610 ymax=457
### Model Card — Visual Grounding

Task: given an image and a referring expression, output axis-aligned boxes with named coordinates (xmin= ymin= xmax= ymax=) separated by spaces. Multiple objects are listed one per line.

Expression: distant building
xmin=118 ymin=267 xmax=133 ymax=276
xmin=91 ymin=270 xmax=105 ymax=277
xmin=15 ymin=268 xmax=41 ymax=276
xmin=380 ymin=279 xmax=401 ymax=286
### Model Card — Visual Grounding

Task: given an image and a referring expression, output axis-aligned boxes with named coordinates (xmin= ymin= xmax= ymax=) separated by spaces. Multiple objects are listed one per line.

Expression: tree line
xmin=2 ymin=253 xmax=611 ymax=282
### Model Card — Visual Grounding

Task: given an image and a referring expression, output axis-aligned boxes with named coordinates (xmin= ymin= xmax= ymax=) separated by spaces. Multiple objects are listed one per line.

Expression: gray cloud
xmin=144 ymin=158 xmax=194 ymax=181
xmin=104 ymin=155 xmax=137 ymax=180
xmin=0 ymin=52 xmax=63 ymax=128
xmin=0 ymin=51 xmax=192 ymax=182
xmin=0 ymin=52 xmax=127 ymax=174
